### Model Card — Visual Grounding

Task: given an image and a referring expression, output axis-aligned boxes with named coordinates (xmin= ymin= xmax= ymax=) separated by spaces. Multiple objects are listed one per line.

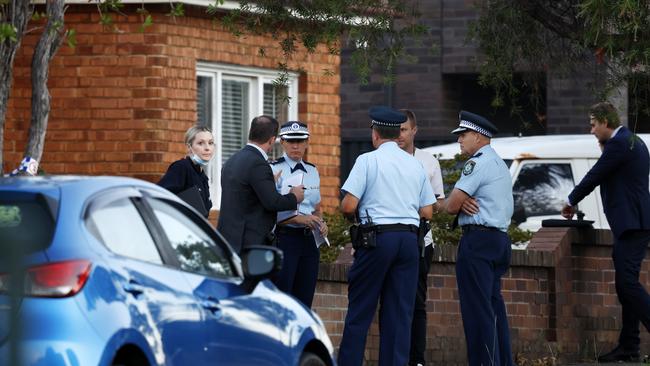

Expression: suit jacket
xmin=569 ymin=127 xmax=650 ymax=238
xmin=217 ymin=145 xmax=298 ymax=253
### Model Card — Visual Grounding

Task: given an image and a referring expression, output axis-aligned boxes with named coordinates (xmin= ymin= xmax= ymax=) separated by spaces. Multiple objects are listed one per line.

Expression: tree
xmin=0 ymin=0 xmax=424 ymax=172
xmin=469 ymin=0 xmax=650 ymax=125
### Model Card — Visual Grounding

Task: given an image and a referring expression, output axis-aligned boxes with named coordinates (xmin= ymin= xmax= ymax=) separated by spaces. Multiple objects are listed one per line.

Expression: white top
xmin=414 ymin=148 xmax=445 ymax=247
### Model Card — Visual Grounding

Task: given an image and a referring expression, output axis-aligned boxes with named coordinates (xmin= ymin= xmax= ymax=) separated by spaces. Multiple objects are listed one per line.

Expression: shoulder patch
xmin=304 ymin=161 xmax=316 ymax=168
xmin=270 ymin=157 xmax=285 ymax=165
xmin=462 ymin=160 xmax=476 ymax=176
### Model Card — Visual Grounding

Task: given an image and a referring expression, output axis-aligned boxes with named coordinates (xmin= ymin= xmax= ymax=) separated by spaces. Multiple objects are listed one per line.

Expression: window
xmin=513 ymin=162 xmax=574 ymax=218
xmin=196 ymin=63 xmax=299 ymax=208
xmin=86 ymin=198 xmax=163 ymax=264
xmin=148 ymin=198 xmax=234 ymax=278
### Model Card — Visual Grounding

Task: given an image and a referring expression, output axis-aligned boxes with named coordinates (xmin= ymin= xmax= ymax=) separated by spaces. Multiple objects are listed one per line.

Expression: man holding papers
xmin=271 ymin=121 xmax=328 ymax=308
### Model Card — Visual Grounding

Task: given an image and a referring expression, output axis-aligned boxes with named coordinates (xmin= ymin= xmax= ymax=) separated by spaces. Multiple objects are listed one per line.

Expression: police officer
xmin=338 ymin=106 xmax=436 ymax=366
xmin=442 ymin=111 xmax=514 ymax=366
xmin=271 ymin=121 xmax=328 ymax=308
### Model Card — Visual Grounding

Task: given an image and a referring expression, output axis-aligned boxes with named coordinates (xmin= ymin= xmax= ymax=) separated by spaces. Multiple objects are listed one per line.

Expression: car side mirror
xmin=240 ymin=246 xmax=283 ymax=291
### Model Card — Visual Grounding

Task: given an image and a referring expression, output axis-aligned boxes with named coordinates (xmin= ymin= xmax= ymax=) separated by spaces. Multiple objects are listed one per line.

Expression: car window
xmin=86 ymin=198 xmax=163 ymax=264
xmin=148 ymin=199 xmax=234 ymax=278
xmin=513 ymin=162 xmax=574 ymax=217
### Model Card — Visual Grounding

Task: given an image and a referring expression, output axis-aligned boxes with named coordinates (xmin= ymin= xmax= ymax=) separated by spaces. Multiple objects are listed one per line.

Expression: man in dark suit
xmin=562 ymin=101 xmax=650 ymax=363
xmin=218 ymin=115 xmax=304 ymax=253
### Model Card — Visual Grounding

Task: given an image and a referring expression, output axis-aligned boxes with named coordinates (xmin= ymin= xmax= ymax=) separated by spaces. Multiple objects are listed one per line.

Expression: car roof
xmin=0 ymin=175 xmax=168 ymax=197
xmin=421 ymin=133 xmax=650 ymax=160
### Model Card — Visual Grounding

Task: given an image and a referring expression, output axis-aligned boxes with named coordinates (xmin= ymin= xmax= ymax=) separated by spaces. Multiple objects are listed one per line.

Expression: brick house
xmin=4 ymin=1 xmax=341 ymax=212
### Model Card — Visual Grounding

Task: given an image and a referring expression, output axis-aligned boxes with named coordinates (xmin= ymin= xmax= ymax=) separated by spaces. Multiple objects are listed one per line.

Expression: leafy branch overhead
xmin=470 ymin=0 xmax=650 ymax=109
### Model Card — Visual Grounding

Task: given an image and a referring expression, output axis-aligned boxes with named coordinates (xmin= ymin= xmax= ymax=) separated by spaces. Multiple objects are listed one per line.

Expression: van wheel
xmin=299 ymin=352 xmax=327 ymax=366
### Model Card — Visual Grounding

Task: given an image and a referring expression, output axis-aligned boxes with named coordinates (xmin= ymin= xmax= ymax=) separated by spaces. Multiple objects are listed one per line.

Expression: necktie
xmin=291 ymin=163 xmax=306 ymax=173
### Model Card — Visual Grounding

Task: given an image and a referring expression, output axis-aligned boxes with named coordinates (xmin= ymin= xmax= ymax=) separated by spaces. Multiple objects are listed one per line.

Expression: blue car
xmin=0 ymin=176 xmax=334 ymax=366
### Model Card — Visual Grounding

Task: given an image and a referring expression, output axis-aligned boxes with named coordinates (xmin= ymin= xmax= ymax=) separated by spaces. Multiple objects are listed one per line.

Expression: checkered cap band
xmin=371 ymin=119 xmax=401 ymax=127
xmin=458 ymin=120 xmax=492 ymax=138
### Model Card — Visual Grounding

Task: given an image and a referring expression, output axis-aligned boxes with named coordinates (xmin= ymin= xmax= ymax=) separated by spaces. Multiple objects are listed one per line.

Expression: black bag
xmin=177 ymin=186 xmax=208 ymax=217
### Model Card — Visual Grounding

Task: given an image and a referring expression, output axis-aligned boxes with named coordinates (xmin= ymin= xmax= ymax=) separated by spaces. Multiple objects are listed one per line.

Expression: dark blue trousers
xmin=273 ymin=232 xmax=320 ymax=308
xmin=338 ymin=231 xmax=419 ymax=366
xmin=612 ymin=230 xmax=650 ymax=351
xmin=409 ymin=244 xmax=434 ymax=365
xmin=456 ymin=229 xmax=513 ymax=366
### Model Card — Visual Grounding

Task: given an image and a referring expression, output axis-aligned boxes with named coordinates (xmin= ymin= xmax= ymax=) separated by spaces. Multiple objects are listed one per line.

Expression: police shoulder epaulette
xmin=304 ymin=161 xmax=316 ymax=168
xmin=270 ymin=157 xmax=285 ymax=165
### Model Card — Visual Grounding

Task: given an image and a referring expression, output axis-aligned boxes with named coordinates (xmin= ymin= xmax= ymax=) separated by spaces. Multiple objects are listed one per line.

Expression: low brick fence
xmin=312 ymin=228 xmax=650 ymax=365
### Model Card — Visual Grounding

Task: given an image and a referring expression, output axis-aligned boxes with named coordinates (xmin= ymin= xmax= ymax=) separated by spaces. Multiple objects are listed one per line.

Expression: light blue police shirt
xmin=341 ymin=141 xmax=435 ymax=226
xmin=271 ymin=153 xmax=321 ymax=225
xmin=455 ymin=144 xmax=513 ymax=232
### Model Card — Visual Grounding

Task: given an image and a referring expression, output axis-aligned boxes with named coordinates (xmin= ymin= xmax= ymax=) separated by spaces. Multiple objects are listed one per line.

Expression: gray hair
xmin=184 ymin=125 xmax=213 ymax=146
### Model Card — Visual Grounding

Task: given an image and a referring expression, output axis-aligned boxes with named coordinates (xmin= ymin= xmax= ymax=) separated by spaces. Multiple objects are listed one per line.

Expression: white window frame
xmin=196 ymin=62 xmax=299 ymax=209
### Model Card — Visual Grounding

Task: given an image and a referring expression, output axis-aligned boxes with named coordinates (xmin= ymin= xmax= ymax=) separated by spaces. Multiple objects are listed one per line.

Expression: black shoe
xmin=597 ymin=345 xmax=640 ymax=363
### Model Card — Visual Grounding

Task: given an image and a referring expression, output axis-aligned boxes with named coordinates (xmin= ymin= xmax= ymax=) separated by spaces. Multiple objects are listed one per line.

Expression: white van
xmin=422 ymin=134 xmax=650 ymax=231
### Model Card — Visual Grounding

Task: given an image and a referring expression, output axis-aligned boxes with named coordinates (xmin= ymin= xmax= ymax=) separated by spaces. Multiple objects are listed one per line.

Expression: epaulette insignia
xmin=304 ymin=161 xmax=316 ymax=168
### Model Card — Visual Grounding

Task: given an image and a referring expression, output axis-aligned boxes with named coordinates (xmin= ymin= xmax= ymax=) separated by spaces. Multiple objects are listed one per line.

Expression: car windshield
xmin=0 ymin=193 xmax=57 ymax=253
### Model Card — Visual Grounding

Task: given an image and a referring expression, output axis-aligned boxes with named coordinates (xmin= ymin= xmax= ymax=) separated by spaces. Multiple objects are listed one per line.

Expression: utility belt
xmin=461 ymin=224 xmax=500 ymax=233
xmin=276 ymin=225 xmax=312 ymax=237
xmin=350 ymin=222 xmax=423 ymax=250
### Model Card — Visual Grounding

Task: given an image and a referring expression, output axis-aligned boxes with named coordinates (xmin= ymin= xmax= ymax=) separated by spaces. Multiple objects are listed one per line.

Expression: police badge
xmin=462 ymin=160 xmax=476 ymax=175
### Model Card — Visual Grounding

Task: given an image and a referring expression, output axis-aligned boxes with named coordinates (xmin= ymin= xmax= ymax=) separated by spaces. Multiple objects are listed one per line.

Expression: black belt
xmin=375 ymin=224 xmax=418 ymax=233
xmin=461 ymin=224 xmax=500 ymax=233
xmin=276 ymin=226 xmax=312 ymax=236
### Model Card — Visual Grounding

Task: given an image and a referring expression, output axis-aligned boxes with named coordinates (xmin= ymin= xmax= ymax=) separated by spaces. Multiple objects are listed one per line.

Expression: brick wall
xmin=4 ymin=4 xmax=341 ymax=211
xmin=313 ymin=228 xmax=650 ymax=365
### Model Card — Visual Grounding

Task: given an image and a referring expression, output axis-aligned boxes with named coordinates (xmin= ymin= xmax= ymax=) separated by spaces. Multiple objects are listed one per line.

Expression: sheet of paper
xmin=312 ymin=225 xmax=330 ymax=248
xmin=277 ymin=172 xmax=303 ymax=222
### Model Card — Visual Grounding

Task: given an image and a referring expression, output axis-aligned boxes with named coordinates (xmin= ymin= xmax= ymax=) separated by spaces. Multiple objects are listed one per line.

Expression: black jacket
xmin=158 ymin=157 xmax=212 ymax=216
xmin=217 ymin=145 xmax=298 ymax=253
xmin=569 ymin=127 xmax=650 ymax=238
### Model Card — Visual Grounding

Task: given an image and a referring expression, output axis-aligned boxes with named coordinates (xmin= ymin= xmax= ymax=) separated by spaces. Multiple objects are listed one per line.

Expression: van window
xmin=513 ymin=162 xmax=574 ymax=217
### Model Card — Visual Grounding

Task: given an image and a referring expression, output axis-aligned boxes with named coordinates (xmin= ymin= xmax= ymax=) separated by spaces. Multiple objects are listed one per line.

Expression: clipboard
xmin=177 ymin=186 xmax=208 ymax=217
xmin=277 ymin=172 xmax=302 ymax=222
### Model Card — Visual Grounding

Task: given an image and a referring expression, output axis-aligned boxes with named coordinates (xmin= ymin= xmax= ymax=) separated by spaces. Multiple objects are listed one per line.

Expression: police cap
xmin=369 ymin=106 xmax=407 ymax=128
xmin=451 ymin=110 xmax=498 ymax=138
xmin=279 ymin=121 xmax=309 ymax=140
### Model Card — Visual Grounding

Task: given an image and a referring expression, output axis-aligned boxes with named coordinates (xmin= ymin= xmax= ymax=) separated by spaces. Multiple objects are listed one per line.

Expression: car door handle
xmin=199 ymin=297 xmax=221 ymax=312
xmin=123 ymin=281 xmax=145 ymax=297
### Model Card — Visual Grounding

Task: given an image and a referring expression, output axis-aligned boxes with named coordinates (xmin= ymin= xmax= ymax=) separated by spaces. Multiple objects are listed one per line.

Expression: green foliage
xmin=167 ymin=3 xmax=184 ymax=18
xmin=470 ymin=1 xmax=650 ymax=123
xmin=319 ymin=210 xmax=350 ymax=264
xmin=66 ymin=28 xmax=76 ymax=48
xmin=0 ymin=22 xmax=17 ymax=43
xmin=138 ymin=14 xmax=153 ymax=33
xmin=215 ymin=0 xmax=426 ymax=85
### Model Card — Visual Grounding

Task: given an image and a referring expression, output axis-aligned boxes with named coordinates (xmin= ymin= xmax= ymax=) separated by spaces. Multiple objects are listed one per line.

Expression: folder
xmin=177 ymin=186 xmax=208 ymax=217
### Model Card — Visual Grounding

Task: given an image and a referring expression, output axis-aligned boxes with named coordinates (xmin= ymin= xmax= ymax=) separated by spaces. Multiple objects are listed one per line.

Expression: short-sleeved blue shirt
xmin=455 ymin=145 xmax=513 ymax=231
xmin=271 ymin=153 xmax=321 ymax=224
xmin=341 ymin=141 xmax=436 ymax=226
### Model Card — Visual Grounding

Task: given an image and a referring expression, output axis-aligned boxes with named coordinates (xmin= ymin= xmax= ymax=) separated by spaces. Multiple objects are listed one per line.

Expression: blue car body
xmin=0 ymin=176 xmax=334 ymax=366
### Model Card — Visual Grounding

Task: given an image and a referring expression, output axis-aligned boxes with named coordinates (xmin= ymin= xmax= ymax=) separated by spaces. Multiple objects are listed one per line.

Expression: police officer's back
xmin=338 ymin=106 xmax=435 ymax=366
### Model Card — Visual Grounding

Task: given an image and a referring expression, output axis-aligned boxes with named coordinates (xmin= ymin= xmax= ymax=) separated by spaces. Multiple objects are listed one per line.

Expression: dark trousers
xmin=613 ymin=229 xmax=650 ymax=351
xmin=409 ymin=244 xmax=434 ymax=366
xmin=338 ymin=231 xmax=419 ymax=366
xmin=456 ymin=230 xmax=513 ymax=366
xmin=272 ymin=232 xmax=320 ymax=308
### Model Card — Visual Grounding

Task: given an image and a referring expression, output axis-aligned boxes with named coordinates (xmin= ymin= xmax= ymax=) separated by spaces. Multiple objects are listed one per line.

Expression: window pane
xmin=148 ymin=199 xmax=234 ymax=278
xmin=513 ymin=163 xmax=574 ymax=217
xmin=222 ymin=80 xmax=249 ymax=163
xmin=86 ymin=198 xmax=162 ymax=264
xmin=197 ymin=76 xmax=212 ymax=127
xmin=263 ymin=83 xmax=288 ymax=121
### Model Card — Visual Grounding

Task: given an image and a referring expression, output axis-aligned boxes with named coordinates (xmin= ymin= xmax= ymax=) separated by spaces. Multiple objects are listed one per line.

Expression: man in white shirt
xmin=398 ymin=109 xmax=445 ymax=366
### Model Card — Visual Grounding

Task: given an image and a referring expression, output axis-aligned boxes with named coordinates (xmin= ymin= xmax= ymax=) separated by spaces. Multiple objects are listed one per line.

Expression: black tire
xmin=299 ymin=352 xmax=327 ymax=366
